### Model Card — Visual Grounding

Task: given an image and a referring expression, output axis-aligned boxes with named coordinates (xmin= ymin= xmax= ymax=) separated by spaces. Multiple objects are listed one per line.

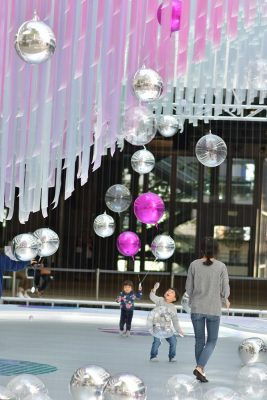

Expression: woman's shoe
xmin=193 ymin=369 xmax=208 ymax=383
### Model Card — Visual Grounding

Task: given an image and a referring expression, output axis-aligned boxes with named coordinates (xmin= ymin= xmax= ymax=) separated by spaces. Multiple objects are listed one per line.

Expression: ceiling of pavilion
xmin=1 ymin=0 xmax=267 ymax=222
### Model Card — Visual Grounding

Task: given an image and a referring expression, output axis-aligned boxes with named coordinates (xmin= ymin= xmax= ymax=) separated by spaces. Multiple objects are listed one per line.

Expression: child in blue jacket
xmin=117 ymin=280 xmax=142 ymax=336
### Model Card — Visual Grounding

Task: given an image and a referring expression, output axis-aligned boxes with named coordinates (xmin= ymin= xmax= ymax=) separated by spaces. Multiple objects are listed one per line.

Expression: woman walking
xmin=185 ymin=237 xmax=230 ymax=382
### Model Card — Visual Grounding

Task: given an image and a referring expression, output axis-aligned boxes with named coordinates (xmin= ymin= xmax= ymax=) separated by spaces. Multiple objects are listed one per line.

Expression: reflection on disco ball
xmin=103 ymin=373 xmax=147 ymax=400
xmin=33 ymin=228 xmax=60 ymax=257
xmin=238 ymin=362 xmax=267 ymax=385
xmin=123 ymin=106 xmax=157 ymax=146
xmin=12 ymin=233 xmax=40 ymax=261
xmin=132 ymin=66 xmax=163 ymax=102
xmin=105 ymin=184 xmax=132 ymax=213
xmin=238 ymin=337 xmax=267 ymax=365
xmin=147 ymin=306 xmax=176 ymax=339
xmin=158 ymin=115 xmax=179 ymax=137
xmin=14 ymin=12 xmax=56 ymax=64
xmin=236 ymin=362 xmax=267 ymax=399
xmin=7 ymin=374 xmax=47 ymax=399
xmin=0 ymin=385 xmax=17 ymax=400
xmin=24 ymin=393 xmax=54 ymax=400
xmin=166 ymin=374 xmax=202 ymax=399
xmin=195 ymin=132 xmax=227 ymax=167
xmin=151 ymin=235 xmax=175 ymax=260
xmin=131 ymin=149 xmax=155 ymax=174
xmin=94 ymin=212 xmax=115 ymax=238
xmin=70 ymin=365 xmax=111 ymax=400
xmin=181 ymin=292 xmax=191 ymax=314
xmin=204 ymin=386 xmax=242 ymax=400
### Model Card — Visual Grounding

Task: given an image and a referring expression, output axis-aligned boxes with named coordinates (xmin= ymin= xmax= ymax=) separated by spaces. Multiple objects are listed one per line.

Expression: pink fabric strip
xmin=193 ymin=0 xmax=208 ymax=62
xmin=226 ymin=0 xmax=239 ymax=40
xmin=177 ymin=0 xmax=190 ymax=76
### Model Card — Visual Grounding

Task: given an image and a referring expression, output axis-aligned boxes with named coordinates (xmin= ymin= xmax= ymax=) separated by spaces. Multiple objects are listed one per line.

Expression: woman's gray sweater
xmin=185 ymin=258 xmax=230 ymax=316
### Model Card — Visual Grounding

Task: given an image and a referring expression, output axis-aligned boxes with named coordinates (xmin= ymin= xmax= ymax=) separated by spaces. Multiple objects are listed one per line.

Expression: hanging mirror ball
xmin=131 ymin=149 xmax=155 ymax=174
xmin=132 ymin=66 xmax=164 ymax=102
xmin=123 ymin=106 xmax=157 ymax=146
xmin=105 ymin=184 xmax=132 ymax=213
xmin=33 ymin=228 xmax=60 ymax=257
xmin=93 ymin=213 xmax=115 ymax=238
xmin=151 ymin=235 xmax=175 ymax=260
xmin=12 ymin=233 xmax=40 ymax=261
xmin=195 ymin=132 xmax=227 ymax=167
xmin=14 ymin=12 xmax=56 ymax=64
xmin=158 ymin=115 xmax=179 ymax=137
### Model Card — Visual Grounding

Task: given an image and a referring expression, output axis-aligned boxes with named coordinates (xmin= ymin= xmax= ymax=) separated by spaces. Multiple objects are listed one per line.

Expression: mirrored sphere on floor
xmin=238 ymin=337 xmax=267 ymax=365
xmin=70 ymin=365 xmax=111 ymax=400
xmin=0 ymin=385 xmax=17 ymax=400
xmin=236 ymin=363 xmax=267 ymax=400
xmin=7 ymin=374 xmax=48 ymax=399
xmin=103 ymin=373 xmax=147 ymax=400
xmin=203 ymin=386 xmax=242 ymax=400
xmin=166 ymin=374 xmax=202 ymax=399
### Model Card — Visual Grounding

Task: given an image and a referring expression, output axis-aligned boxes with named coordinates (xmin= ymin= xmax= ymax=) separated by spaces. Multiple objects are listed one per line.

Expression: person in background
xmin=185 ymin=237 xmax=230 ymax=383
xmin=0 ymin=249 xmax=34 ymax=298
xmin=32 ymin=257 xmax=53 ymax=296
xmin=149 ymin=282 xmax=184 ymax=362
xmin=16 ymin=270 xmax=31 ymax=298
xmin=117 ymin=280 xmax=142 ymax=337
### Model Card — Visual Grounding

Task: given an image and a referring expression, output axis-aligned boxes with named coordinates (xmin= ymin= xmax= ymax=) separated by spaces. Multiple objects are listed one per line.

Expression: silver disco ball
xmin=204 ymin=387 xmax=241 ymax=400
xmin=147 ymin=306 xmax=176 ymax=339
xmin=236 ymin=364 xmax=267 ymax=400
xmin=238 ymin=337 xmax=267 ymax=365
xmin=94 ymin=212 xmax=115 ymax=238
xmin=166 ymin=374 xmax=201 ymax=399
xmin=195 ymin=132 xmax=227 ymax=167
xmin=131 ymin=149 xmax=155 ymax=174
xmin=0 ymin=385 xmax=17 ymax=400
xmin=12 ymin=233 xmax=40 ymax=261
xmin=132 ymin=66 xmax=163 ymax=102
xmin=158 ymin=115 xmax=179 ymax=137
xmin=33 ymin=228 xmax=60 ymax=257
xmin=70 ymin=365 xmax=111 ymax=400
xmin=105 ymin=184 xmax=132 ymax=213
xmin=181 ymin=292 xmax=191 ymax=314
xmin=24 ymin=394 xmax=54 ymax=400
xmin=7 ymin=374 xmax=47 ymax=399
xmin=151 ymin=235 xmax=175 ymax=260
xmin=15 ymin=12 xmax=56 ymax=64
xmin=103 ymin=374 xmax=147 ymax=400
xmin=123 ymin=106 xmax=157 ymax=146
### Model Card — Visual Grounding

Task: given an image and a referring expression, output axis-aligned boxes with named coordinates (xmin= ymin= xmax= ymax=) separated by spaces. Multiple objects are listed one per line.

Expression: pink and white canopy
xmin=0 ymin=0 xmax=265 ymax=222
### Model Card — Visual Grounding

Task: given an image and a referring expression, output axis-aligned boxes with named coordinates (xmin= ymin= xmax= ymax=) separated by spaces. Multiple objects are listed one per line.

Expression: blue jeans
xmin=191 ymin=313 xmax=220 ymax=368
xmin=150 ymin=335 xmax=177 ymax=360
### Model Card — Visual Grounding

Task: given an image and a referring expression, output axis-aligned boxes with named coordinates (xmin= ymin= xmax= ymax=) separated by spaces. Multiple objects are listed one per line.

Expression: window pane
xmin=176 ymin=156 xmax=199 ymax=203
xmin=203 ymin=163 xmax=226 ymax=203
xmin=231 ymin=159 xmax=255 ymax=204
xmin=214 ymin=225 xmax=250 ymax=276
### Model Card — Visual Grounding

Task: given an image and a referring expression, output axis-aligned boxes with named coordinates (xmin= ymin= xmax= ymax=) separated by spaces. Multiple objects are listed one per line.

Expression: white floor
xmin=0 ymin=305 xmax=266 ymax=399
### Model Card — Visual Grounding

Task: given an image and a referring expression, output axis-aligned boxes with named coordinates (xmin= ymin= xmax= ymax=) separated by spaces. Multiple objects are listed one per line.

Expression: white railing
xmin=1 ymin=296 xmax=267 ymax=318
